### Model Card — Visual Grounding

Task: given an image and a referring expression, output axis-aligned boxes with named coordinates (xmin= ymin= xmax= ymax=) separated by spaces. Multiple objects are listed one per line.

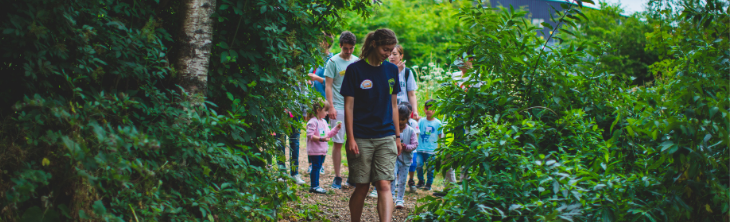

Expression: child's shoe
xmin=416 ymin=181 xmax=425 ymax=189
xmin=309 ymin=186 xmax=327 ymax=194
xmin=368 ymin=189 xmax=378 ymax=198
xmin=307 ymin=165 xmax=312 ymax=174
xmin=294 ymin=174 xmax=305 ymax=185
xmin=408 ymin=180 xmax=416 ymax=193
xmin=395 ymin=200 xmax=405 ymax=209
xmin=320 ymin=167 xmax=325 ymax=175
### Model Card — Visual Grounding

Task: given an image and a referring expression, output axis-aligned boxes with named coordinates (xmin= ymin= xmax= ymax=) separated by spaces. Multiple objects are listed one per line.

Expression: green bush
xmin=336 ymin=0 xmax=469 ymax=67
xmin=0 ymin=0 xmax=368 ymax=221
xmin=558 ymin=2 xmax=660 ymax=85
xmin=414 ymin=0 xmax=729 ymax=221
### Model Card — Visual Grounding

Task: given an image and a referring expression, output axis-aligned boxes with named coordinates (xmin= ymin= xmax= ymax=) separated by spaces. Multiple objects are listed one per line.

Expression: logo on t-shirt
xmin=420 ymin=126 xmax=437 ymax=143
xmin=360 ymin=79 xmax=373 ymax=89
xmin=339 ymin=70 xmax=346 ymax=76
xmin=388 ymin=78 xmax=396 ymax=94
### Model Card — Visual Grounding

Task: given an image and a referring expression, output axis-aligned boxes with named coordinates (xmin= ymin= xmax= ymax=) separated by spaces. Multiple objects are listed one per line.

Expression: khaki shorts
xmin=346 ymin=136 xmax=398 ymax=184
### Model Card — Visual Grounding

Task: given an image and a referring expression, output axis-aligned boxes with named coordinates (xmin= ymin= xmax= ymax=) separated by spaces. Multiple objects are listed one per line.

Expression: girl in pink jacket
xmin=307 ymin=100 xmax=341 ymax=194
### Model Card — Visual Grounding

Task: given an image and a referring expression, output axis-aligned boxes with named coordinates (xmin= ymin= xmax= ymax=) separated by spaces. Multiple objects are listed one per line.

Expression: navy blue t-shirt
xmin=339 ymin=59 xmax=401 ymax=139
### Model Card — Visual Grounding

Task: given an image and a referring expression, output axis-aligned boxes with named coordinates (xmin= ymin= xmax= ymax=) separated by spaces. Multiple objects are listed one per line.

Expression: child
xmin=368 ymin=102 xmax=421 ymax=197
xmin=306 ymin=99 xmax=342 ymax=194
xmin=391 ymin=104 xmax=418 ymax=209
xmin=400 ymin=102 xmax=420 ymax=192
xmin=416 ymin=99 xmax=443 ymax=191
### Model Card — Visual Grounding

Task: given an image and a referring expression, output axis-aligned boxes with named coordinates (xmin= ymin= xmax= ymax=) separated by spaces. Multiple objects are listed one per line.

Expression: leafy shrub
xmin=338 ymin=0 xmax=469 ymax=67
xmin=413 ymin=0 xmax=729 ymax=221
xmin=558 ymin=2 xmax=660 ymax=85
xmin=0 ymin=0 xmax=369 ymax=221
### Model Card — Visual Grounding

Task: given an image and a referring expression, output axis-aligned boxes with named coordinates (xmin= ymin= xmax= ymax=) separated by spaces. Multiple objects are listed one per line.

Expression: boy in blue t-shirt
xmin=415 ymin=99 xmax=442 ymax=190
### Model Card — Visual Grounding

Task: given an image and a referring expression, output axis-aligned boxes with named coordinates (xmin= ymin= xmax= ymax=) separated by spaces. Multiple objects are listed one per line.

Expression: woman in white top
xmin=388 ymin=45 xmax=419 ymax=119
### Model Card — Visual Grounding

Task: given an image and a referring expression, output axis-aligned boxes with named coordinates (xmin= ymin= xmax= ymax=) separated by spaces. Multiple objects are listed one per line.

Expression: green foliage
xmin=280 ymin=200 xmax=330 ymax=221
xmin=559 ymin=2 xmax=660 ymax=85
xmin=337 ymin=0 xmax=469 ymax=67
xmin=413 ymin=0 xmax=729 ymax=221
xmin=0 ymin=0 xmax=369 ymax=221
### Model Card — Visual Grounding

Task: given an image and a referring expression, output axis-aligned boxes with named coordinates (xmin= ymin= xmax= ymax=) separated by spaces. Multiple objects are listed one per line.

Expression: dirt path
xmin=281 ymin=130 xmax=444 ymax=221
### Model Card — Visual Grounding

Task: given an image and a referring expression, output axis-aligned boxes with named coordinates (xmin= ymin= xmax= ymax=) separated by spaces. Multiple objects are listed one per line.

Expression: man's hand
xmin=328 ymin=106 xmax=337 ymax=119
xmin=412 ymin=111 xmax=420 ymax=120
xmin=396 ymin=138 xmax=403 ymax=156
xmin=346 ymin=139 xmax=359 ymax=155
xmin=307 ymin=73 xmax=318 ymax=81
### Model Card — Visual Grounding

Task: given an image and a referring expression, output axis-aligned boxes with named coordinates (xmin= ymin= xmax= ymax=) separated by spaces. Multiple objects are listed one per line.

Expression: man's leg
xmin=391 ymin=165 xmax=396 ymax=197
xmin=347 ymin=137 xmax=375 ymax=221
xmin=374 ymin=180 xmax=394 ymax=222
xmin=371 ymin=136 xmax=398 ymax=221
xmin=333 ymin=142 xmax=344 ymax=177
xmin=330 ymin=110 xmax=346 ymax=187
xmin=349 ymin=183 xmax=370 ymax=221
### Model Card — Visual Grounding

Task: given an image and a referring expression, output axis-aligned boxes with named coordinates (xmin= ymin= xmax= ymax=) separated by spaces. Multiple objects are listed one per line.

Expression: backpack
xmin=404 ymin=68 xmax=411 ymax=85
xmin=403 ymin=68 xmax=411 ymax=102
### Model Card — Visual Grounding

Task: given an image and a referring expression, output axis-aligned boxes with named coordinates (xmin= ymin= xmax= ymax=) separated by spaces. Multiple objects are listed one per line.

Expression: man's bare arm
xmin=345 ymin=96 xmax=358 ymax=154
xmin=326 ymin=77 xmax=337 ymax=119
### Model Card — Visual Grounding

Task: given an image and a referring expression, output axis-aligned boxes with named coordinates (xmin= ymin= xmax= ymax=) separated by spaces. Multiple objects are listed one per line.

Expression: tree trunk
xmin=176 ymin=0 xmax=216 ymax=104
